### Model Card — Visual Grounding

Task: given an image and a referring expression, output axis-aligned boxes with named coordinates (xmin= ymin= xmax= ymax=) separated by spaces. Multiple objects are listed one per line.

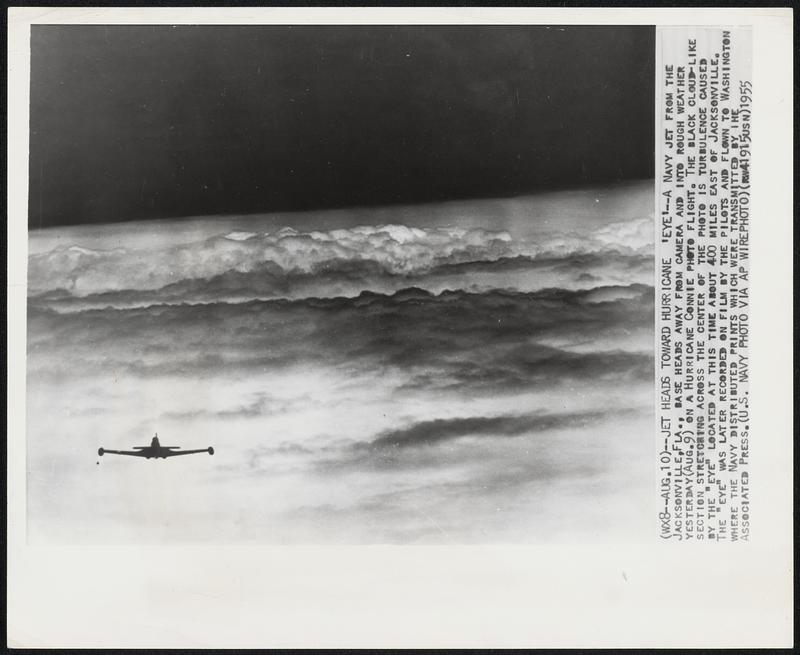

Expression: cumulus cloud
xmin=28 ymin=224 xmax=512 ymax=296
xmin=26 ymin=208 xmax=656 ymax=543
xmin=28 ymin=284 xmax=654 ymax=397
xmin=307 ymin=406 xmax=649 ymax=479
xmin=364 ymin=409 xmax=633 ymax=450
xmin=162 ymin=392 xmax=302 ymax=421
xmin=30 ymin=251 xmax=654 ymax=312
xmin=28 ymin=218 xmax=653 ymax=303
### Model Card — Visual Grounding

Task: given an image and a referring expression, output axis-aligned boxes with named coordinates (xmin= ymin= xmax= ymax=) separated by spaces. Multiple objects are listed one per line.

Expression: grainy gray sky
xmin=29 ymin=25 xmax=654 ymax=228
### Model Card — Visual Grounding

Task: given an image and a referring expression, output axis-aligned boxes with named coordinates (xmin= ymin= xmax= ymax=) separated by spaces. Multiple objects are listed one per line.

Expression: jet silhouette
xmin=98 ymin=434 xmax=214 ymax=459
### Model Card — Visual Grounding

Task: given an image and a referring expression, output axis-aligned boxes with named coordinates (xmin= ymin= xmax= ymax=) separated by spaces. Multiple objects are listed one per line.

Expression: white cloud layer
xmin=28 ymin=217 xmax=652 ymax=299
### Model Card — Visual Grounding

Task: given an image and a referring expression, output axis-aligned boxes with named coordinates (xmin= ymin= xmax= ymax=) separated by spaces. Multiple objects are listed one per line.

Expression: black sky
xmin=29 ymin=25 xmax=654 ymax=228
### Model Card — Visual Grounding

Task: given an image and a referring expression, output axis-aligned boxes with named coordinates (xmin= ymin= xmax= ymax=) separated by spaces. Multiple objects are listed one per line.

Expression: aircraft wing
xmin=162 ymin=447 xmax=214 ymax=457
xmin=98 ymin=448 xmax=148 ymax=457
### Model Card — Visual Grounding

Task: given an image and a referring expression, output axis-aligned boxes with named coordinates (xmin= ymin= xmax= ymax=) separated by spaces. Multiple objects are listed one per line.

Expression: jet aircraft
xmin=98 ymin=434 xmax=214 ymax=459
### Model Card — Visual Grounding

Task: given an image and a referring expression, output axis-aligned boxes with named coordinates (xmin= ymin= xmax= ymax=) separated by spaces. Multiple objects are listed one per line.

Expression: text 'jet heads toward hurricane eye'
xmin=98 ymin=433 xmax=214 ymax=460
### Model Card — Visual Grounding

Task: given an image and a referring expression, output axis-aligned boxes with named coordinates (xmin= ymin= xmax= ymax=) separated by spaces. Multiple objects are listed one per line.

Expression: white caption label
xmin=656 ymin=27 xmax=752 ymax=542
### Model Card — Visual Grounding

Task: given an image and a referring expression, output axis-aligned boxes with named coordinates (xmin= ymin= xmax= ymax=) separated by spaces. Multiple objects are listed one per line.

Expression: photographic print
xmin=26 ymin=25 xmax=655 ymax=543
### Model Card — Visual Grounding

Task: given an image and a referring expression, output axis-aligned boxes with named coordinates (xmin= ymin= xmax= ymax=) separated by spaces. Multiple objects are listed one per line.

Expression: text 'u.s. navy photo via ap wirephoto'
xmin=7 ymin=7 xmax=793 ymax=650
